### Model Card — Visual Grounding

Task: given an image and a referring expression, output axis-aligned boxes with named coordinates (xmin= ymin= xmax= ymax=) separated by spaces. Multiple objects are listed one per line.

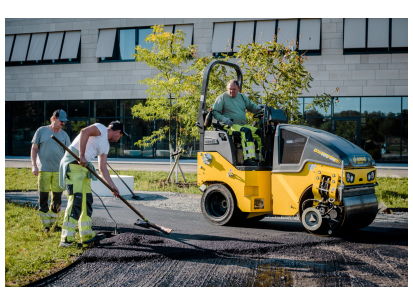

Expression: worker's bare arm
xmin=78 ymin=125 xmax=101 ymax=166
xmin=31 ymin=143 xmax=39 ymax=176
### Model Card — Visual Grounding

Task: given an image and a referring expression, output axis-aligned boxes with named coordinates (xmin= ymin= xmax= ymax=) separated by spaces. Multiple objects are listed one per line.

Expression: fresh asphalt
xmin=6 ymin=191 xmax=408 ymax=287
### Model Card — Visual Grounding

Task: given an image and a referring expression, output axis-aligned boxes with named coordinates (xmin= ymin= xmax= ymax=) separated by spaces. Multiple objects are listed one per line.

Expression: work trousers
xmin=38 ymin=171 xmax=63 ymax=228
xmin=225 ymin=124 xmax=262 ymax=161
xmin=61 ymin=164 xmax=95 ymax=243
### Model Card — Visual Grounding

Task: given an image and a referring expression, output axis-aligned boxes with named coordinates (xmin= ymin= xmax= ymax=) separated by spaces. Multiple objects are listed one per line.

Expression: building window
xmin=212 ymin=19 xmax=321 ymax=58
xmin=98 ymin=25 xmax=194 ymax=62
xmin=5 ymin=31 xmax=81 ymax=66
xmin=343 ymin=18 xmax=408 ymax=54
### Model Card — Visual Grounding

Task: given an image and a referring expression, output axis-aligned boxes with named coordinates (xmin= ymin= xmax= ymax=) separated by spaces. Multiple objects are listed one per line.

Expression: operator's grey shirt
xmin=32 ymin=126 xmax=71 ymax=172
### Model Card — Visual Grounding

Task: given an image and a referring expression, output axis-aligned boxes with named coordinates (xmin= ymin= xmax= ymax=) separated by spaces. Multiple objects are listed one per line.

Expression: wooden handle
xmin=51 ymin=135 xmax=172 ymax=235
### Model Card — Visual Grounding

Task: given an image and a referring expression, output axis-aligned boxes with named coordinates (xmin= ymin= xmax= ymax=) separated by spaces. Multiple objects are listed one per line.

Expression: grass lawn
xmin=5 ymin=168 xmax=407 ymax=208
xmin=5 ymin=200 xmax=86 ymax=287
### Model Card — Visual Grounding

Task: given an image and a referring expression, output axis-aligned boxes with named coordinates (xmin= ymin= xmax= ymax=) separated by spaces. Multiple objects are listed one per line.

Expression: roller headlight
xmin=367 ymin=170 xmax=376 ymax=181
xmin=346 ymin=172 xmax=355 ymax=183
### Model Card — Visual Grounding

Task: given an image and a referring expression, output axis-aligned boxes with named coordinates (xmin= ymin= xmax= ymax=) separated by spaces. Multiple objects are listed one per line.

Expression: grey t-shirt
xmin=32 ymin=126 xmax=71 ymax=172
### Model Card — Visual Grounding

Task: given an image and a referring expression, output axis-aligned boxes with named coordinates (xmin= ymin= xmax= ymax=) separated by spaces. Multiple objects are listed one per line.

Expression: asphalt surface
xmin=5 ymin=157 xmax=408 ymax=177
xmin=6 ymin=191 xmax=408 ymax=287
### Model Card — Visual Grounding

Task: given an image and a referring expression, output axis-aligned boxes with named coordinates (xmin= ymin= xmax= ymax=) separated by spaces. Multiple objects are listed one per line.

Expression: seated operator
xmin=212 ymin=79 xmax=264 ymax=166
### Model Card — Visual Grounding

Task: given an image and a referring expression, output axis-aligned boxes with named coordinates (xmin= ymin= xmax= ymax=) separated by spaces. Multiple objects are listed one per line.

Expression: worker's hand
xmin=78 ymin=156 xmax=87 ymax=167
xmin=224 ymin=118 xmax=233 ymax=127
xmin=110 ymin=184 xmax=120 ymax=198
xmin=32 ymin=165 xmax=39 ymax=176
xmin=258 ymin=104 xmax=265 ymax=110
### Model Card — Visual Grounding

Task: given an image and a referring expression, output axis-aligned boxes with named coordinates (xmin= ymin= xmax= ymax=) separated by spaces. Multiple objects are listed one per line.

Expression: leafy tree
xmin=131 ymin=25 xmax=196 ymax=152
xmin=235 ymin=38 xmax=335 ymax=124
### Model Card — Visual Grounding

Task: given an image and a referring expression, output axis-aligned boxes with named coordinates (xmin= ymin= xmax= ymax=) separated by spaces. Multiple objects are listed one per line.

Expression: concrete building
xmin=5 ymin=18 xmax=408 ymax=162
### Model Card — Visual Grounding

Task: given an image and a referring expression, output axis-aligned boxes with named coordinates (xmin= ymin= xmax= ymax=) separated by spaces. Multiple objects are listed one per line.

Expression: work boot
xmin=83 ymin=233 xmax=106 ymax=244
xmin=243 ymin=159 xmax=258 ymax=166
xmin=59 ymin=241 xmax=74 ymax=247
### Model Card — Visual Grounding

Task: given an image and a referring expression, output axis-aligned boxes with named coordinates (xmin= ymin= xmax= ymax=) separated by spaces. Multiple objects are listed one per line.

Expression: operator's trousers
xmin=60 ymin=164 xmax=95 ymax=243
xmin=225 ymin=124 xmax=262 ymax=161
xmin=38 ymin=171 xmax=63 ymax=228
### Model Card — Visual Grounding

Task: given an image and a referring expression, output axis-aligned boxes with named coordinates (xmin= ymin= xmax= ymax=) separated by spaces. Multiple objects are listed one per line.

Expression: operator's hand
xmin=224 ymin=118 xmax=233 ymax=127
xmin=32 ymin=165 xmax=39 ymax=176
xmin=110 ymin=184 xmax=120 ymax=198
xmin=78 ymin=155 xmax=88 ymax=167
xmin=258 ymin=104 xmax=265 ymax=110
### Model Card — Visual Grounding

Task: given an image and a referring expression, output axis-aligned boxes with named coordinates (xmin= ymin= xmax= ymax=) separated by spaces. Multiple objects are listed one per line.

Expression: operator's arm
xmin=78 ymin=125 xmax=101 ymax=167
xmin=243 ymin=93 xmax=262 ymax=114
xmin=31 ymin=144 xmax=39 ymax=176
xmin=212 ymin=95 xmax=228 ymax=123
xmin=98 ymin=154 xmax=120 ymax=197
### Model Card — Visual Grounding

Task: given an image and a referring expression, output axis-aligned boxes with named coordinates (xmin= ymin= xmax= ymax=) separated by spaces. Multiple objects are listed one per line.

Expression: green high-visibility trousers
xmin=38 ymin=171 xmax=63 ymax=228
xmin=60 ymin=164 xmax=95 ymax=243
xmin=225 ymin=123 xmax=262 ymax=161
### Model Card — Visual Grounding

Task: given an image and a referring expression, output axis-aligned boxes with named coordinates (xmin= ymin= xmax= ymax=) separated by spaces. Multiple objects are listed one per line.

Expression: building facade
xmin=5 ymin=18 xmax=408 ymax=162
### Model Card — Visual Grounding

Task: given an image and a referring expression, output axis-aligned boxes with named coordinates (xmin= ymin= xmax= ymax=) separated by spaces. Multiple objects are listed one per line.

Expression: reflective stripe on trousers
xmin=226 ymin=123 xmax=262 ymax=161
xmin=60 ymin=164 xmax=95 ymax=243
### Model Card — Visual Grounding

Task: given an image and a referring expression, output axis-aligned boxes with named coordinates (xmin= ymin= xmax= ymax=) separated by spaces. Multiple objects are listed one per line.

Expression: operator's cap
xmin=109 ymin=121 xmax=129 ymax=137
xmin=52 ymin=109 xmax=69 ymax=122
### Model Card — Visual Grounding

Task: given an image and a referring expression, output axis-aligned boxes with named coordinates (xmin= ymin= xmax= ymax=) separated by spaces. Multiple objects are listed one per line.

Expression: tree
xmin=235 ymin=38 xmax=335 ymax=124
xmin=131 ymin=25 xmax=196 ymax=152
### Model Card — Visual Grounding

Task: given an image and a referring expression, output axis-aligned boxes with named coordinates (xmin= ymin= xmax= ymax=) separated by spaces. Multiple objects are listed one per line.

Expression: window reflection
xmin=361 ymin=117 xmax=401 ymax=161
xmin=138 ymin=28 xmax=154 ymax=50
xmin=118 ymin=100 xmax=145 ymax=117
xmin=361 ymin=97 xmax=401 ymax=117
xmin=305 ymin=117 xmax=332 ymax=133
xmin=12 ymin=101 xmax=38 ymax=117
xmin=120 ymin=117 xmax=153 ymax=157
xmin=402 ymin=97 xmax=408 ymax=116
xmin=44 ymin=101 xmax=68 ymax=118
xmin=333 ymin=97 xmax=360 ymax=116
xmin=69 ymin=100 xmax=89 ymax=117
xmin=11 ymin=118 xmax=38 ymax=155
xmin=119 ymin=29 xmax=136 ymax=60
xmin=304 ymin=97 xmax=331 ymax=117
xmin=91 ymin=100 xmax=116 ymax=117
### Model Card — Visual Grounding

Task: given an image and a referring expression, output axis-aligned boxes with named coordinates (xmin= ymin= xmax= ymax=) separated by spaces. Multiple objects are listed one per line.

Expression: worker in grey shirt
xmin=31 ymin=109 xmax=71 ymax=232
xmin=212 ymin=79 xmax=264 ymax=166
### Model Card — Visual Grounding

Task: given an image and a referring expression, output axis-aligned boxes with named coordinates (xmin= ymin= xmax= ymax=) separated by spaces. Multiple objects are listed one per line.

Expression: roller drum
xmin=341 ymin=187 xmax=378 ymax=231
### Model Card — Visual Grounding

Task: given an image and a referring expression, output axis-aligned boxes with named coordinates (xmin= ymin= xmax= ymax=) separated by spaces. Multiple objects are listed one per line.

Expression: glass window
xmin=11 ymin=118 xmax=38 ymax=155
xmin=333 ymin=97 xmax=360 ymax=117
xmin=69 ymin=120 xmax=88 ymax=141
xmin=402 ymin=116 xmax=407 ymax=162
xmin=118 ymin=100 xmax=145 ymax=117
xmin=68 ymin=100 xmax=89 ymax=117
xmin=120 ymin=117 xmax=154 ymax=157
xmin=138 ymin=28 xmax=154 ymax=50
xmin=402 ymin=97 xmax=408 ymax=116
xmin=119 ymin=29 xmax=136 ymax=60
xmin=304 ymin=98 xmax=331 ymax=117
xmin=12 ymin=101 xmax=38 ymax=118
xmin=361 ymin=117 xmax=401 ymax=162
xmin=305 ymin=117 xmax=331 ymax=133
xmin=44 ymin=101 xmax=68 ymax=118
xmin=92 ymin=100 xmax=116 ymax=117
xmin=361 ymin=97 xmax=401 ymax=117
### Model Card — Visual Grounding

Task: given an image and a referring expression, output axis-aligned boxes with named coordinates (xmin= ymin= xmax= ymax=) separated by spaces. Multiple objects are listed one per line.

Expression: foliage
xmin=5 ymin=201 xmax=85 ymax=286
xmin=132 ymin=25 xmax=196 ymax=150
xmin=234 ymin=39 xmax=335 ymax=124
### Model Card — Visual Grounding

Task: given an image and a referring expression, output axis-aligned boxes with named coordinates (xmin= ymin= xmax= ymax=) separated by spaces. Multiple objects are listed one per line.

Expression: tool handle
xmin=50 ymin=135 xmax=166 ymax=231
xmin=106 ymin=163 xmax=135 ymax=195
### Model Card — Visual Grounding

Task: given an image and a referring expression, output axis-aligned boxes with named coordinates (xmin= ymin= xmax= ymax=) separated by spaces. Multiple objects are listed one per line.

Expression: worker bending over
xmin=59 ymin=121 xmax=128 ymax=247
xmin=31 ymin=109 xmax=71 ymax=232
xmin=212 ymin=79 xmax=264 ymax=166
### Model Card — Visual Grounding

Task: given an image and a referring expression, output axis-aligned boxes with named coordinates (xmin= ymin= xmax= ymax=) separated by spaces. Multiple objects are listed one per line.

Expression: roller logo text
xmin=313 ymin=148 xmax=340 ymax=164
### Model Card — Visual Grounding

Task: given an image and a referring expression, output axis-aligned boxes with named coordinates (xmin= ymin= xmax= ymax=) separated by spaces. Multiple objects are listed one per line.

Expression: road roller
xmin=195 ymin=60 xmax=378 ymax=236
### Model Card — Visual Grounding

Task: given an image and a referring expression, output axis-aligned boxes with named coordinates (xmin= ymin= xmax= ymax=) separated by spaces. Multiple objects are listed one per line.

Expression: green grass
xmin=376 ymin=177 xmax=408 ymax=209
xmin=5 ymin=168 xmax=408 ymax=208
xmin=5 ymin=200 xmax=86 ymax=287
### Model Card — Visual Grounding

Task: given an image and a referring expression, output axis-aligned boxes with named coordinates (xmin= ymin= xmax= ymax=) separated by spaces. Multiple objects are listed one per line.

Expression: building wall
xmin=5 ymin=18 xmax=408 ymax=101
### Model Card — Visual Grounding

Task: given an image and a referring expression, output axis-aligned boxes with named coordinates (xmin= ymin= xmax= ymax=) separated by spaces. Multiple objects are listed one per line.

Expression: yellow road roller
xmin=195 ymin=60 xmax=378 ymax=236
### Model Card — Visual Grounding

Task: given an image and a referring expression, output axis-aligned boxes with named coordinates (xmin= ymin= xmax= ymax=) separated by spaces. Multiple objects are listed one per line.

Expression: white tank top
xmin=70 ymin=123 xmax=110 ymax=162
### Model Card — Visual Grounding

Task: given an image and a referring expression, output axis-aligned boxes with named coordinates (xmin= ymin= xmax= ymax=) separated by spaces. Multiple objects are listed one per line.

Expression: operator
xmin=59 ymin=121 xmax=128 ymax=247
xmin=212 ymin=79 xmax=264 ymax=166
xmin=31 ymin=109 xmax=71 ymax=233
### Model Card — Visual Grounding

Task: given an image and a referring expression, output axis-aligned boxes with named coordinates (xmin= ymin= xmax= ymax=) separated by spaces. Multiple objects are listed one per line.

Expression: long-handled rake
xmin=51 ymin=135 xmax=172 ymax=235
